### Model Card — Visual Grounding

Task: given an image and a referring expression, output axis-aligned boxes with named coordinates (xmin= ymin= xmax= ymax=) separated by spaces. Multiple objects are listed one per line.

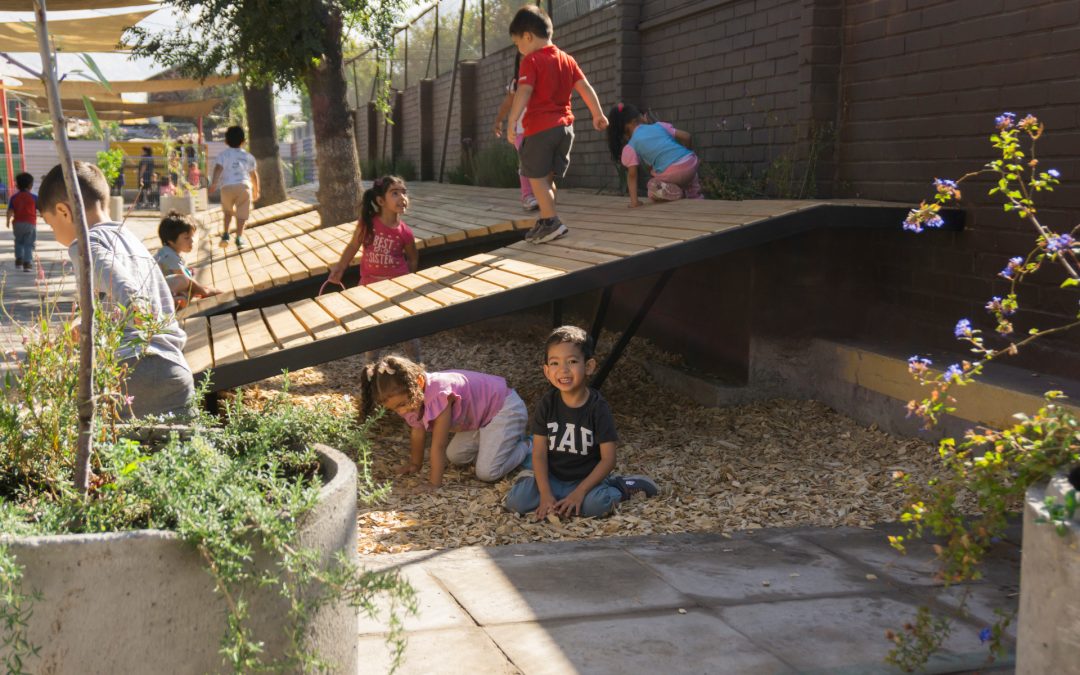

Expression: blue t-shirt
xmin=624 ymin=122 xmax=693 ymax=174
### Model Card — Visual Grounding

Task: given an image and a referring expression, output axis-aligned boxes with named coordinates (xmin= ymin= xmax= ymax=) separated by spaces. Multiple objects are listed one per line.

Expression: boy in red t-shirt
xmin=506 ymin=5 xmax=608 ymax=244
xmin=5 ymin=172 xmax=38 ymax=272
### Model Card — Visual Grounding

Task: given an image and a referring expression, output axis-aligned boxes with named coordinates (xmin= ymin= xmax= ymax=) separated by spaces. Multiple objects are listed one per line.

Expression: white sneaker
xmin=522 ymin=195 xmax=539 ymax=211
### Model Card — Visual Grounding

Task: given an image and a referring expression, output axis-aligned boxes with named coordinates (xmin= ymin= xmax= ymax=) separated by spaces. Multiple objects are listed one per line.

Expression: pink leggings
xmin=514 ymin=133 xmax=535 ymax=200
xmin=648 ymin=154 xmax=703 ymax=200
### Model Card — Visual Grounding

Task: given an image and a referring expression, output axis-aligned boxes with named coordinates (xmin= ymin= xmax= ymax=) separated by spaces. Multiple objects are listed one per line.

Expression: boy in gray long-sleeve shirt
xmin=38 ymin=162 xmax=194 ymax=419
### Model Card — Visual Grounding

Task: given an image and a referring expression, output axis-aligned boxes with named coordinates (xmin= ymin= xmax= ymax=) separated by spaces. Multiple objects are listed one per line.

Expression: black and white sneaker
xmin=620 ymin=475 xmax=659 ymax=499
xmin=529 ymin=216 xmax=568 ymax=244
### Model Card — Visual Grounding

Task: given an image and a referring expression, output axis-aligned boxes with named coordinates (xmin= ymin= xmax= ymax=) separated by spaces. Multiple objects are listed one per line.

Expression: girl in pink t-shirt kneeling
xmin=328 ymin=175 xmax=420 ymax=360
xmin=360 ymin=355 xmax=532 ymax=492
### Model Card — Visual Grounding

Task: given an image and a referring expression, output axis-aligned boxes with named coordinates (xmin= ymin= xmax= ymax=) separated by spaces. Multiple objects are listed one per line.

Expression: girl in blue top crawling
xmin=607 ymin=102 xmax=702 ymax=207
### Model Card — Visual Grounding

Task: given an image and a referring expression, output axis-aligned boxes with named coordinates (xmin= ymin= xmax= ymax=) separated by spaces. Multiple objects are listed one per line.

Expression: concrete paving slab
xmin=425 ymin=549 xmax=686 ymax=625
xmin=803 ymin=528 xmax=946 ymax=587
xmin=357 ymin=627 xmax=518 ymax=675
xmin=626 ymin=534 xmax=880 ymax=603
xmin=356 ymin=564 xmax=475 ymax=634
xmin=486 ymin=608 xmax=794 ymax=675
xmin=718 ymin=595 xmax=1002 ymax=674
xmin=935 ymin=582 xmax=1020 ymax=643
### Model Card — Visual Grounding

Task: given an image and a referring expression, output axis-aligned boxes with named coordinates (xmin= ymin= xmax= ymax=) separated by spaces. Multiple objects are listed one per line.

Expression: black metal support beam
xmin=551 ymin=298 xmax=563 ymax=327
xmin=589 ymin=286 xmax=612 ymax=347
xmin=590 ymin=270 xmax=673 ymax=390
xmin=197 ymin=203 xmax=964 ymax=391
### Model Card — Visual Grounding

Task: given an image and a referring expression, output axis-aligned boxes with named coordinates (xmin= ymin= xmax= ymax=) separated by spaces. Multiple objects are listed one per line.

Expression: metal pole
xmin=404 ymin=28 xmax=409 ymax=88
xmin=351 ymin=60 xmax=362 ymax=108
xmin=591 ymin=270 xmax=675 ymax=390
xmin=438 ymin=0 xmax=467 ymax=183
xmin=15 ymin=99 xmax=26 ymax=172
xmin=434 ymin=2 xmax=439 ymax=77
xmin=481 ymin=0 xmax=486 ymax=58
xmin=0 ymin=87 xmax=14 ymax=189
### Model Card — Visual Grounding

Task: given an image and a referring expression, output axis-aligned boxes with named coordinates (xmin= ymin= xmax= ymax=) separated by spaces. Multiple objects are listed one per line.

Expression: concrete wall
xmin=0 ymin=445 xmax=359 ymax=674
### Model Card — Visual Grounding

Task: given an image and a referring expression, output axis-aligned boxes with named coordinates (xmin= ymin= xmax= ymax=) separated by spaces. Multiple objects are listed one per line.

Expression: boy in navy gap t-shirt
xmin=504 ymin=325 xmax=658 ymax=519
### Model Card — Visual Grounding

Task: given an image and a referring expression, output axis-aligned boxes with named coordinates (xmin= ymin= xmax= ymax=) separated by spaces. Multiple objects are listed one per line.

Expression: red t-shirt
xmin=360 ymin=216 xmax=415 ymax=285
xmin=517 ymin=45 xmax=584 ymax=136
xmin=7 ymin=191 xmax=37 ymax=224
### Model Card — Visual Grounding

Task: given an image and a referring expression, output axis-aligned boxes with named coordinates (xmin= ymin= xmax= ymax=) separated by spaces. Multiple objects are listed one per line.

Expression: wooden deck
xmin=182 ymin=183 xmax=929 ymax=391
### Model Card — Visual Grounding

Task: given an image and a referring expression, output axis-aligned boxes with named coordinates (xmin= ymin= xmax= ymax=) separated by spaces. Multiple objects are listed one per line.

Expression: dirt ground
xmin=246 ymin=314 xmax=942 ymax=555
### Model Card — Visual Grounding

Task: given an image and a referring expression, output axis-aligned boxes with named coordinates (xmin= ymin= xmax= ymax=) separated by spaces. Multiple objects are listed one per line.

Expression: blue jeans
xmin=504 ymin=473 xmax=624 ymax=518
xmin=12 ymin=222 xmax=35 ymax=262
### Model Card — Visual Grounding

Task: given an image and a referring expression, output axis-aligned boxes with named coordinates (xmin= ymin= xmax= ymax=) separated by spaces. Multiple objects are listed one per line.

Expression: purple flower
xmin=954 ymin=319 xmax=973 ymax=338
xmin=1045 ymin=233 xmax=1075 ymax=253
xmin=907 ymin=356 xmax=932 ymax=375
xmin=979 ymin=627 xmax=992 ymax=644
xmin=902 ymin=217 xmax=923 ymax=233
xmin=944 ymin=364 xmax=964 ymax=383
xmin=999 ymin=256 xmax=1024 ymax=280
xmin=926 ymin=214 xmax=944 ymax=229
xmin=995 ymin=112 xmax=1016 ymax=130
xmin=1048 ymin=169 xmax=1061 ymax=178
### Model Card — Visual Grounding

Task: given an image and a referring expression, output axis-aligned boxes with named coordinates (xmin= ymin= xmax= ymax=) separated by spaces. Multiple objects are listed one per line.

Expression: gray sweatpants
xmin=122 ymin=354 xmax=195 ymax=420
xmin=445 ymin=389 xmax=530 ymax=482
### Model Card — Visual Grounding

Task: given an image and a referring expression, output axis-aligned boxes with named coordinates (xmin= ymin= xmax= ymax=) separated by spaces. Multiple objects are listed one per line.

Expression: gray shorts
xmin=122 ymin=354 xmax=195 ymax=420
xmin=519 ymin=125 xmax=574 ymax=179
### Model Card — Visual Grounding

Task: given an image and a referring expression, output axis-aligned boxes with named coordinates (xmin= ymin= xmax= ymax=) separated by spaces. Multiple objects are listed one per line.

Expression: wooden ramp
xmin=172 ymin=182 xmax=535 ymax=314
xmin=184 ymin=185 xmax=932 ymax=391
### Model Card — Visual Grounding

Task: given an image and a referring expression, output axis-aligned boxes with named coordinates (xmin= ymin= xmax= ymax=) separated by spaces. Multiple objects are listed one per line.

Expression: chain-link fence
xmin=344 ymin=0 xmax=613 ymax=108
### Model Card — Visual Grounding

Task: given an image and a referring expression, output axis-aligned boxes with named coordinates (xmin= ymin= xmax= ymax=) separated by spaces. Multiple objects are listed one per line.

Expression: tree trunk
xmin=242 ymin=82 xmax=288 ymax=207
xmin=304 ymin=1 xmax=362 ymax=228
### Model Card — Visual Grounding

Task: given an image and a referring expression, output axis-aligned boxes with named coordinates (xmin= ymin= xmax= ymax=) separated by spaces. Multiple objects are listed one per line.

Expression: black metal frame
xmin=590 ymin=269 xmax=673 ymax=390
xmin=199 ymin=204 xmax=963 ymax=391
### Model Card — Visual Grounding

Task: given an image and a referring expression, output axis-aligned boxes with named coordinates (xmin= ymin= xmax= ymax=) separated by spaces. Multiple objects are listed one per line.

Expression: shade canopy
xmin=0 ymin=8 xmax=155 ymax=51
xmin=0 ymin=1 xmax=154 ymax=9
xmin=29 ymin=95 xmax=225 ymax=119
xmin=8 ymin=74 xmax=239 ymax=96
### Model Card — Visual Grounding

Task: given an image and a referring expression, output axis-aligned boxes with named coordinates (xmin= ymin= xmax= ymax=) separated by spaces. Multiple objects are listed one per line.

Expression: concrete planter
xmin=195 ymin=187 xmax=209 ymax=211
xmin=160 ymin=194 xmax=196 ymax=216
xmin=0 ymin=444 xmax=358 ymax=674
xmin=1016 ymin=472 xmax=1080 ymax=674
xmin=108 ymin=195 xmax=124 ymax=222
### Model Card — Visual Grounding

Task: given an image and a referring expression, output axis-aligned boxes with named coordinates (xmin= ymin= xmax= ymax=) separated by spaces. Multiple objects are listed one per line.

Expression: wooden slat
xmin=415 ymin=265 xmax=503 ymax=297
xmin=366 ymin=278 xmax=443 ymax=315
xmin=235 ymin=309 xmax=277 ymax=359
xmin=315 ymin=291 xmax=380 ymax=331
xmin=288 ymin=298 xmax=347 ymax=339
xmin=182 ymin=316 xmax=213 ymax=373
xmin=341 ymin=284 xmax=411 ymax=322
xmin=209 ymin=314 xmax=245 ymax=366
xmin=261 ymin=304 xmax=314 ymax=349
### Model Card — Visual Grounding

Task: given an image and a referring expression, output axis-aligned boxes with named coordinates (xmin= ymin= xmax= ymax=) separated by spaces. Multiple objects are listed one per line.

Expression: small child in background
xmin=492 ymin=52 xmax=538 ymax=212
xmin=150 ymin=172 xmax=161 ymax=207
xmin=506 ymin=5 xmax=608 ymax=244
xmin=154 ymin=210 xmax=222 ymax=309
xmin=209 ymin=125 xmax=259 ymax=250
xmin=187 ymin=161 xmax=202 ymax=189
xmin=505 ymin=326 xmax=658 ymax=519
xmin=606 ymin=102 xmax=702 ymax=207
xmin=360 ymin=355 xmax=532 ymax=492
xmin=159 ymin=175 xmax=176 ymax=198
xmin=6 ymin=172 xmax=38 ymax=272
xmin=328 ymin=175 xmax=420 ymax=361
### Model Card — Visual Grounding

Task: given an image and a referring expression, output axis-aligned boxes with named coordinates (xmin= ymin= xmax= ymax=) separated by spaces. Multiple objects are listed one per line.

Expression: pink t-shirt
xmin=360 ymin=216 xmax=414 ymax=285
xmin=401 ymin=370 xmax=510 ymax=432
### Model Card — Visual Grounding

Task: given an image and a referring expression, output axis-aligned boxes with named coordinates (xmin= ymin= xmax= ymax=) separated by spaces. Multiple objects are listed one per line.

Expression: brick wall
xmin=639 ymin=0 xmax=802 ymax=169
xmin=838 ymin=0 xmax=1080 ymax=377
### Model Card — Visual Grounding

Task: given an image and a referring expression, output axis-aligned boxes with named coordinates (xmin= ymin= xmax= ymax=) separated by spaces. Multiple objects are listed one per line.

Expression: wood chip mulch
xmin=242 ymin=314 xmax=943 ymax=555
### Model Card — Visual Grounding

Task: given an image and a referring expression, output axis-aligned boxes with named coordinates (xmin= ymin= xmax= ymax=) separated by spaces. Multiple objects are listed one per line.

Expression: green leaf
xmin=1061 ymin=278 xmax=1079 ymax=288
xmin=78 ymin=53 xmax=112 ymax=93
xmin=82 ymin=96 xmax=102 ymax=138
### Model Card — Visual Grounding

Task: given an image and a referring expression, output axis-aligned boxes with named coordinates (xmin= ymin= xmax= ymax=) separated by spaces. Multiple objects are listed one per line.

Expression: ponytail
xmin=358 ymin=175 xmax=406 ymax=246
xmin=606 ymin=102 xmax=642 ymax=162
xmin=357 ymin=353 xmax=427 ymax=421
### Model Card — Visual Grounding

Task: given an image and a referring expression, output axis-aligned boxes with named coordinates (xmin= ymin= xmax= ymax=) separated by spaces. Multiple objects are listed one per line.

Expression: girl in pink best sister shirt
xmin=328 ymin=175 xmax=420 ymax=360
xmin=360 ymin=355 xmax=532 ymax=492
